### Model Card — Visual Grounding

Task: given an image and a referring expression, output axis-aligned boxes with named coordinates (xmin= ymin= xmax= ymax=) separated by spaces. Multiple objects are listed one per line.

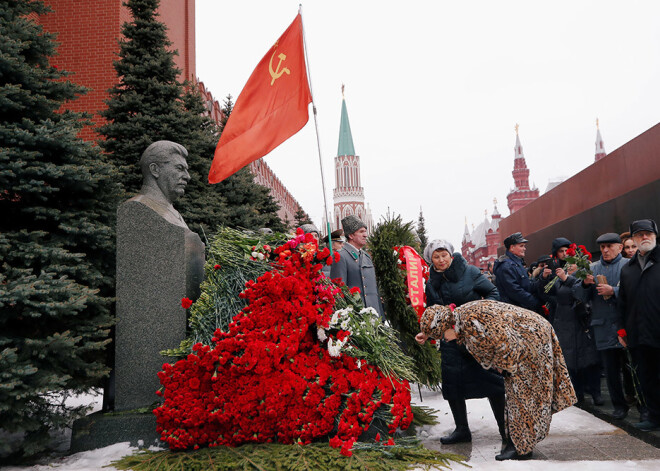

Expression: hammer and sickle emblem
xmin=269 ymin=50 xmax=290 ymax=86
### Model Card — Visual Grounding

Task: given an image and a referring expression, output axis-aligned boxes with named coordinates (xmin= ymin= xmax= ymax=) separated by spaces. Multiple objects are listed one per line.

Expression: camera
xmin=547 ymin=258 xmax=562 ymax=272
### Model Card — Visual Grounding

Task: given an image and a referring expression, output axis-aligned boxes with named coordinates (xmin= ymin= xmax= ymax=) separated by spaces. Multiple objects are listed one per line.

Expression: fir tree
xmin=417 ymin=207 xmax=428 ymax=254
xmin=98 ymin=0 xmax=185 ymax=194
xmin=212 ymin=95 xmax=285 ymax=232
xmin=99 ymin=4 xmax=284 ymax=235
xmin=283 ymin=214 xmax=292 ymax=232
xmin=294 ymin=206 xmax=313 ymax=227
xmin=0 ymin=0 xmax=118 ymax=460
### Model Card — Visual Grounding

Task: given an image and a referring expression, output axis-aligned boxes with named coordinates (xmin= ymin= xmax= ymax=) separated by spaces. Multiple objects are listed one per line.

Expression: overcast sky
xmin=195 ymin=0 xmax=660 ymax=248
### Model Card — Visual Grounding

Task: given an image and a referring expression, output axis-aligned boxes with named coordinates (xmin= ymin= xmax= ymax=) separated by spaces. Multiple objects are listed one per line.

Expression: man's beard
xmin=639 ymin=239 xmax=657 ymax=254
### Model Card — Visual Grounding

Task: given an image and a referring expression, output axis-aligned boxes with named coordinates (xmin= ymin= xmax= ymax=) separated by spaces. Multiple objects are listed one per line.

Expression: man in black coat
xmin=493 ymin=232 xmax=543 ymax=312
xmin=617 ymin=219 xmax=660 ymax=431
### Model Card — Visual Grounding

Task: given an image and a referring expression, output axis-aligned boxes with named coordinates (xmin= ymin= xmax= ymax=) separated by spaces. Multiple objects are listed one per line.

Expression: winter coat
xmin=546 ymin=274 xmax=599 ymax=370
xmin=330 ymin=243 xmax=384 ymax=317
xmin=425 ymin=253 xmax=503 ymax=400
xmin=493 ymin=251 xmax=542 ymax=311
xmin=421 ymin=300 xmax=577 ymax=455
xmin=573 ymin=254 xmax=627 ymax=350
xmin=617 ymin=245 xmax=660 ymax=348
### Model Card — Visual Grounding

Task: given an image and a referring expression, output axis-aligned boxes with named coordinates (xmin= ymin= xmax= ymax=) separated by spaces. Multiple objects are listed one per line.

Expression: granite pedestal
xmin=114 ymin=200 xmax=204 ymax=411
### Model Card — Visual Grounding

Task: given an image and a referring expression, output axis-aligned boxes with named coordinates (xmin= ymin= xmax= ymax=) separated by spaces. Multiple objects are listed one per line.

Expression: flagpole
xmin=299 ymin=5 xmax=333 ymax=257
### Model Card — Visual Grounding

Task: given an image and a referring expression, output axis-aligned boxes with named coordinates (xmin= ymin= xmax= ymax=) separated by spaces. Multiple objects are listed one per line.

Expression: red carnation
xmin=384 ymin=438 xmax=395 ymax=446
xmin=329 ymin=436 xmax=342 ymax=448
xmin=181 ymin=297 xmax=193 ymax=309
xmin=340 ymin=446 xmax=353 ymax=457
xmin=337 ymin=330 xmax=350 ymax=342
xmin=618 ymin=329 xmax=627 ymax=338
xmin=188 ymin=377 xmax=200 ymax=389
xmin=349 ymin=286 xmax=360 ymax=295
xmin=334 ymin=252 xmax=341 ymax=262
xmin=375 ymin=433 xmax=381 ymax=442
xmin=296 ymin=227 xmax=304 ymax=235
xmin=326 ymin=256 xmax=333 ymax=266
xmin=214 ymin=264 xmax=221 ymax=270
xmin=542 ymin=305 xmax=550 ymax=316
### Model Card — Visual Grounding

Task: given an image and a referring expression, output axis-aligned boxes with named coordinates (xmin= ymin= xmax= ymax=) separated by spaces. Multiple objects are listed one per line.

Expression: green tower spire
xmin=337 ymin=94 xmax=355 ymax=157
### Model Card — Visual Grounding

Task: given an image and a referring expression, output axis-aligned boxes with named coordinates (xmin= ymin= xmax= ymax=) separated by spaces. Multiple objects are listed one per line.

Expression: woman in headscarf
xmin=416 ymin=300 xmax=576 ymax=460
xmin=542 ymin=237 xmax=601 ymax=406
xmin=420 ymin=240 xmax=506 ymax=445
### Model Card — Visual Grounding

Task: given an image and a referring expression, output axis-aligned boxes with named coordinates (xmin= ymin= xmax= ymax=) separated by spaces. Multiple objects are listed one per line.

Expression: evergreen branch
xmin=110 ymin=441 xmax=465 ymax=471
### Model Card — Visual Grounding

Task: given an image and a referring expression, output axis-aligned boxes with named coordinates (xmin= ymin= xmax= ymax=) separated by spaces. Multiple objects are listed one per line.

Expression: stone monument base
xmin=70 ymin=411 xmax=164 ymax=453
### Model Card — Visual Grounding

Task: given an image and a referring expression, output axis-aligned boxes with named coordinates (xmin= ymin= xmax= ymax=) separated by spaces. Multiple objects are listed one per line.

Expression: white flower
xmin=251 ymin=251 xmax=258 ymax=258
xmin=340 ymin=319 xmax=350 ymax=330
xmin=397 ymin=259 xmax=403 ymax=264
xmin=361 ymin=307 xmax=378 ymax=316
xmin=327 ymin=338 xmax=343 ymax=357
xmin=393 ymin=250 xmax=398 ymax=256
xmin=357 ymin=359 xmax=362 ymax=369
xmin=257 ymin=252 xmax=265 ymax=260
xmin=317 ymin=327 xmax=327 ymax=342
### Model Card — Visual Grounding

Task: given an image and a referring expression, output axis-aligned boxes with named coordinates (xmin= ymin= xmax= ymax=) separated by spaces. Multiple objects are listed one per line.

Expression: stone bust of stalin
xmin=130 ymin=140 xmax=191 ymax=228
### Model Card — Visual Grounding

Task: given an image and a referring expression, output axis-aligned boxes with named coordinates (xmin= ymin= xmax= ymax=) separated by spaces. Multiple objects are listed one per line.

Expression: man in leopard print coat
xmin=417 ymin=299 xmax=576 ymax=460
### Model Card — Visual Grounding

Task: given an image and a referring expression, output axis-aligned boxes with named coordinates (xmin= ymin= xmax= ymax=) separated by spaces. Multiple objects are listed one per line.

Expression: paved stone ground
xmin=577 ymin=375 xmax=660 ymax=449
xmin=422 ymin=428 xmax=660 ymax=464
xmin=416 ymin=380 xmax=660 ymax=465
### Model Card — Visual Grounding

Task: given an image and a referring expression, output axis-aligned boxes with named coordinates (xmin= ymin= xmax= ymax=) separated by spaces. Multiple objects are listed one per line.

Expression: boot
xmin=488 ymin=394 xmax=507 ymax=443
xmin=440 ymin=399 xmax=472 ymax=444
xmin=495 ymin=438 xmax=533 ymax=461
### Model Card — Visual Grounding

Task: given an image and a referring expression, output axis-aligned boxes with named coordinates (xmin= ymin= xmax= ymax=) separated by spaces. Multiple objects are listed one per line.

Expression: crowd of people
xmin=300 ymin=215 xmax=660 ymax=462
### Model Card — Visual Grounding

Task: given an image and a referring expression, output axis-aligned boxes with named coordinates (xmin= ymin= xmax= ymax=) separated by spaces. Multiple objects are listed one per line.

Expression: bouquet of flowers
xmin=544 ymin=243 xmax=592 ymax=293
xmin=155 ymin=229 xmax=413 ymax=456
xmin=317 ymin=304 xmax=417 ymax=381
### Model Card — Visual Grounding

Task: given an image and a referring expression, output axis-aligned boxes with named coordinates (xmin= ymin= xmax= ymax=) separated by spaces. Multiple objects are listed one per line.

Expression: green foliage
xmin=111 ymin=438 xmax=465 ymax=471
xmin=326 ymin=296 xmax=418 ymax=382
xmin=294 ymin=206 xmax=313 ymax=226
xmin=0 ymin=0 xmax=118 ymax=460
xmin=98 ymin=0 xmax=284 ymax=236
xmin=417 ymin=207 xmax=428 ymax=255
xmin=410 ymin=405 xmax=440 ymax=427
xmin=165 ymin=227 xmax=288 ymax=357
xmin=369 ymin=215 xmax=443 ymax=387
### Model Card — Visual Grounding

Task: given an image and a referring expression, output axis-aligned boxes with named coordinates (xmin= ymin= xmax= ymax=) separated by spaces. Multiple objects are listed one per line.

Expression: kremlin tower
xmin=595 ymin=119 xmax=607 ymax=162
xmin=327 ymin=88 xmax=374 ymax=234
xmin=461 ymin=200 xmax=502 ymax=269
xmin=506 ymin=124 xmax=539 ymax=214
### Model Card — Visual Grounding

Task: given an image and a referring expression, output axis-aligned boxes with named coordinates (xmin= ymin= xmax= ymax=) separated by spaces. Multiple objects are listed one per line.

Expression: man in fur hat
xmin=618 ymin=219 xmax=660 ymax=431
xmin=330 ymin=215 xmax=384 ymax=317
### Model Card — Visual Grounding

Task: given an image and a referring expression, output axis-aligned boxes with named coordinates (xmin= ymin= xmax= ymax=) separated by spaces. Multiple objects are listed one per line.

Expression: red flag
xmin=209 ymin=14 xmax=312 ymax=184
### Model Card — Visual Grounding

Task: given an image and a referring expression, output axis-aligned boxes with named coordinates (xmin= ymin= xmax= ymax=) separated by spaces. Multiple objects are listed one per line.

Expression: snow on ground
xmin=412 ymin=386 xmax=619 ymax=441
xmin=413 ymin=387 xmax=660 ymax=470
xmin=3 ymin=389 xmax=660 ymax=470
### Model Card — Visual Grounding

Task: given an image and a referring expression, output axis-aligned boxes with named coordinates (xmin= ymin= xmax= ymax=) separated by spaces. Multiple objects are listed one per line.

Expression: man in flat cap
xmin=617 ymin=219 xmax=660 ymax=431
xmin=330 ymin=215 xmax=384 ymax=317
xmin=493 ymin=232 xmax=542 ymax=311
xmin=575 ymin=232 xmax=629 ymax=419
